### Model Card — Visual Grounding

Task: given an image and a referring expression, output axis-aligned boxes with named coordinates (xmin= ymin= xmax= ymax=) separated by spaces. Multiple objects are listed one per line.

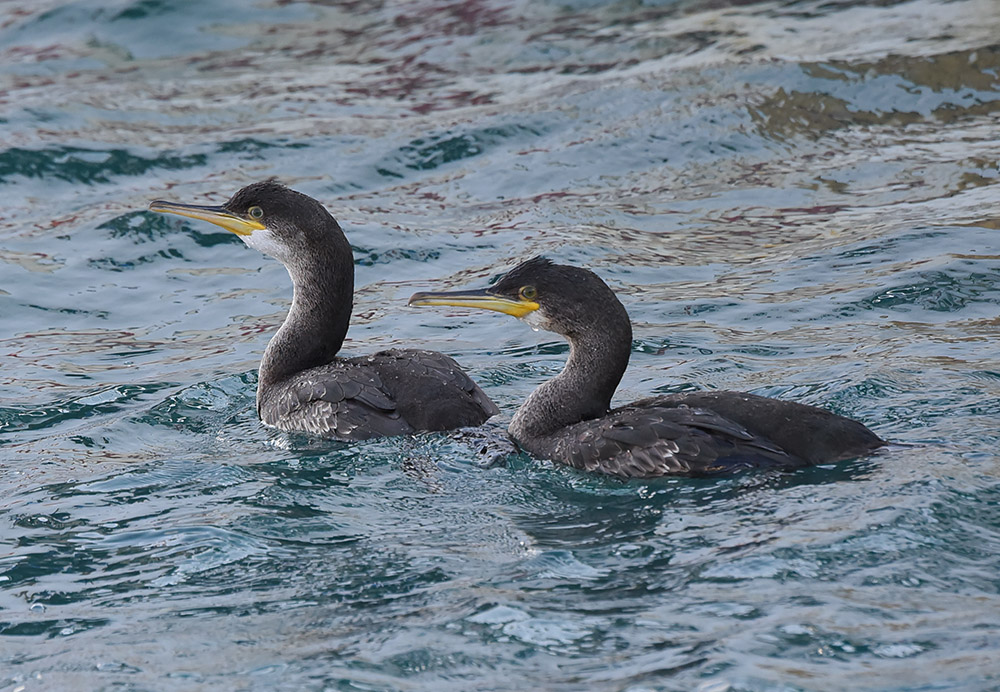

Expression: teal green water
xmin=2 ymin=1 xmax=1000 ymax=690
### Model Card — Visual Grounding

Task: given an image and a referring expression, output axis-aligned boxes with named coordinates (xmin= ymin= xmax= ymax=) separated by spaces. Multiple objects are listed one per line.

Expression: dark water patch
xmin=110 ymin=0 xmax=173 ymax=22
xmin=140 ymin=374 xmax=255 ymax=435
xmin=851 ymin=267 xmax=1000 ymax=315
xmin=671 ymin=301 xmax=745 ymax=318
xmin=215 ymin=137 xmax=310 ymax=158
xmin=88 ymin=247 xmax=187 ymax=272
xmin=99 ymin=211 xmax=172 ymax=244
xmin=0 ymin=617 xmax=112 ymax=639
xmin=814 ymin=377 xmax=904 ymax=424
xmin=827 ymin=229 xmax=955 ymax=265
xmin=471 ymin=358 xmax=550 ymax=389
xmin=376 ymin=123 xmax=549 ymax=178
xmin=0 ymin=146 xmax=205 ymax=185
xmin=967 ymin=369 xmax=1000 ymax=383
xmin=321 ymin=556 xmax=453 ymax=609
xmin=633 ymin=337 xmax=715 ymax=357
xmin=790 ymin=0 xmax=917 ymax=14
xmin=751 ymin=375 xmax=903 ymax=411
xmin=97 ymin=211 xmax=234 ymax=249
xmin=657 ymin=355 xmax=755 ymax=385
xmin=0 ymin=382 xmax=175 ymax=437
xmin=3 ymin=521 xmax=121 ymax=594
xmin=352 ymin=245 xmax=441 ymax=266
xmin=816 ymin=484 xmax=1000 ymax=594
xmin=650 ymin=381 xmax=715 ymax=395
xmin=16 ymin=303 xmax=110 ymax=320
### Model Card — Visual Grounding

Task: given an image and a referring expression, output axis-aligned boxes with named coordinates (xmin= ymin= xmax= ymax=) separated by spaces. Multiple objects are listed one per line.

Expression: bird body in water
xmin=409 ymin=257 xmax=885 ymax=478
xmin=149 ymin=181 xmax=497 ymax=440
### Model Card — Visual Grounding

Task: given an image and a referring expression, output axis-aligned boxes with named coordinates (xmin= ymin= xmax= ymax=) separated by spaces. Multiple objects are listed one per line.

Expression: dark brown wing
xmin=544 ymin=403 xmax=808 ymax=479
xmin=258 ymin=349 xmax=497 ymax=441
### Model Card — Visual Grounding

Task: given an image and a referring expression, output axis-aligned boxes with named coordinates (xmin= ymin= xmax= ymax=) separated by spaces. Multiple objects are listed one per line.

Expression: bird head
xmin=409 ymin=256 xmax=621 ymax=339
xmin=149 ymin=180 xmax=343 ymax=266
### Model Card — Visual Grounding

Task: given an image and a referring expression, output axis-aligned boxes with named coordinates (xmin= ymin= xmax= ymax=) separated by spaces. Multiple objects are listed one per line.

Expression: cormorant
xmin=149 ymin=180 xmax=497 ymax=440
xmin=409 ymin=257 xmax=885 ymax=478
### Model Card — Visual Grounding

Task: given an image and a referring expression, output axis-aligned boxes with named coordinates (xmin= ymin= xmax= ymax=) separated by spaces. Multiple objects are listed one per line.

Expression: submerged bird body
xmin=409 ymin=257 xmax=884 ymax=478
xmin=150 ymin=181 xmax=497 ymax=440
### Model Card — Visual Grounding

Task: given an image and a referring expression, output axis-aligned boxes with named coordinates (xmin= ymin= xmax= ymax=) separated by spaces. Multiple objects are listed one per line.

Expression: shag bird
xmin=409 ymin=257 xmax=884 ymax=478
xmin=149 ymin=180 xmax=497 ymax=440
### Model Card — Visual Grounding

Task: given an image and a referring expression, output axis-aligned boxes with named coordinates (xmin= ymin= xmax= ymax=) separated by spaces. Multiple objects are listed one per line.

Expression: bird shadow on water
xmin=466 ymin=452 xmax=895 ymax=613
xmin=500 ymin=452 xmax=885 ymax=550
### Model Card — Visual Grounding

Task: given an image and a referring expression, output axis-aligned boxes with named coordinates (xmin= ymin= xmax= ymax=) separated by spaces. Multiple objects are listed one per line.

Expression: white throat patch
xmin=521 ymin=308 xmax=548 ymax=332
xmin=240 ymin=227 xmax=288 ymax=263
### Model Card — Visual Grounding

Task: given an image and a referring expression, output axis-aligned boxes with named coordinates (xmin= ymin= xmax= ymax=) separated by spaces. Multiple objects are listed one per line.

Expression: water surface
xmin=2 ymin=0 xmax=1000 ymax=690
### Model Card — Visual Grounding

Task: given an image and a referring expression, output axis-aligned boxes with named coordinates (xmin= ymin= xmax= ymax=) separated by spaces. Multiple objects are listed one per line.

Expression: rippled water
xmin=2 ymin=0 xmax=1000 ymax=689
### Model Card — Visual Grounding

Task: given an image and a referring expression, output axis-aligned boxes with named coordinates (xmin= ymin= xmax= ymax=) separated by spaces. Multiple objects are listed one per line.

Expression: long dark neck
xmin=257 ymin=238 xmax=354 ymax=399
xmin=509 ymin=299 xmax=632 ymax=442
